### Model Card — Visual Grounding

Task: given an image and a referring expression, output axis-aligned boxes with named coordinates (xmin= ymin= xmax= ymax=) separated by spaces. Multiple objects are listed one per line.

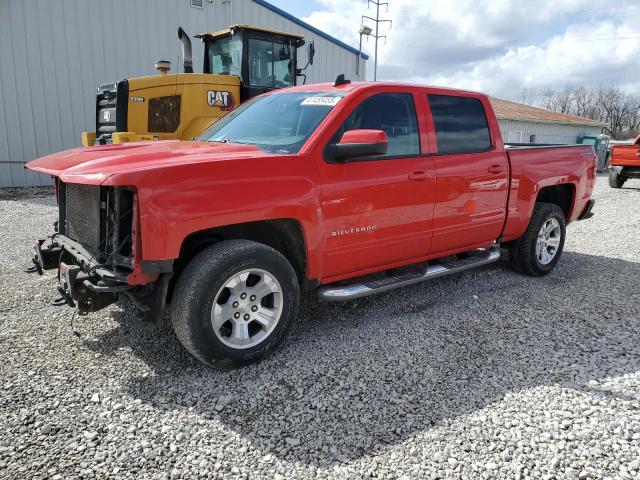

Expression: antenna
xmin=333 ymin=74 xmax=351 ymax=87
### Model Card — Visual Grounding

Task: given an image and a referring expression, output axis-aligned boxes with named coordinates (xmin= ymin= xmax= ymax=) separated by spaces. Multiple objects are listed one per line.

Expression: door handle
xmin=408 ymin=171 xmax=429 ymax=182
xmin=487 ymin=164 xmax=506 ymax=174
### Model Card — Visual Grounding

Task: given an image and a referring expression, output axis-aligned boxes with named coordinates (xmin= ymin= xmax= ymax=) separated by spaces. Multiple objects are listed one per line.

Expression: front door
xmin=317 ymin=92 xmax=436 ymax=281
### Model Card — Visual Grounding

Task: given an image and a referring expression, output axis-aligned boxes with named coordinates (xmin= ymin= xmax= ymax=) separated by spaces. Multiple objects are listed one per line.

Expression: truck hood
xmin=26 ymin=141 xmax=267 ymax=184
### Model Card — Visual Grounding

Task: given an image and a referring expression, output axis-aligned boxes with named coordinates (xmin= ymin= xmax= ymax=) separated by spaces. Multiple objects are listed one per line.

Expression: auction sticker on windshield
xmin=301 ymin=96 xmax=342 ymax=106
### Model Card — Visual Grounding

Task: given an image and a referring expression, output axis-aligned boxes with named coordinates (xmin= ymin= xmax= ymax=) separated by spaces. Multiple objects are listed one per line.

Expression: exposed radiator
xmin=63 ymin=183 xmax=101 ymax=252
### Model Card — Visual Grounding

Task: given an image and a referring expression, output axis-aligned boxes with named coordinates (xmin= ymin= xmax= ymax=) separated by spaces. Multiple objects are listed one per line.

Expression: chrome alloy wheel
xmin=535 ymin=218 xmax=562 ymax=265
xmin=211 ymin=268 xmax=283 ymax=349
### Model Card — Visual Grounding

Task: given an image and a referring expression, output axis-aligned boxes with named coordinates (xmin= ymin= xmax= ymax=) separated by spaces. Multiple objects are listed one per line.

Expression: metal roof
xmin=199 ymin=24 xmax=305 ymax=40
xmin=252 ymin=0 xmax=369 ymax=60
xmin=489 ymin=97 xmax=607 ymax=127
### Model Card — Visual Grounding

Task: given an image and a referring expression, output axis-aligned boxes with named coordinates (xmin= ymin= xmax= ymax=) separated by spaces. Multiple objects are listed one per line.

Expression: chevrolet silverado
xmin=26 ymin=80 xmax=597 ymax=365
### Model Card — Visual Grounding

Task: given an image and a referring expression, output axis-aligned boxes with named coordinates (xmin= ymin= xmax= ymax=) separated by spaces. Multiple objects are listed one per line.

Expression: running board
xmin=318 ymin=245 xmax=501 ymax=302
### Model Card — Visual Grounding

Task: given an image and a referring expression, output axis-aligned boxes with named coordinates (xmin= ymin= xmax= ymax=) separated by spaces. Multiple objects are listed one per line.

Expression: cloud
xmin=302 ymin=0 xmax=640 ymax=99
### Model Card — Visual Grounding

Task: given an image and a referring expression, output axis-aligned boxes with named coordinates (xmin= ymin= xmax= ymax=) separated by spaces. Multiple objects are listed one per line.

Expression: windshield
xmin=206 ymin=36 xmax=242 ymax=76
xmin=198 ymin=92 xmax=345 ymax=154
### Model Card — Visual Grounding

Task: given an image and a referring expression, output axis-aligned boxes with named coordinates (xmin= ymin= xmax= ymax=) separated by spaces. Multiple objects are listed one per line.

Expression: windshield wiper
xmin=209 ymin=137 xmax=251 ymax=145
xmin=224 ymin=138 xmax=254 ymax=145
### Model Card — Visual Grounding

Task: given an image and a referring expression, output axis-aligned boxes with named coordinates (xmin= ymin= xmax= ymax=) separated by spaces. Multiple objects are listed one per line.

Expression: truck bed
xmin=501 ymin=144 xmax=597 ymax=243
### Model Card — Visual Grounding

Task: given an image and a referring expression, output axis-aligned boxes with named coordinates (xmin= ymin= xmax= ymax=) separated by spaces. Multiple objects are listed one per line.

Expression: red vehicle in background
xmin=26 ymin=79 xmax=596 ymax=366
xmin=609 ymin=134 xmax=640 ymax=188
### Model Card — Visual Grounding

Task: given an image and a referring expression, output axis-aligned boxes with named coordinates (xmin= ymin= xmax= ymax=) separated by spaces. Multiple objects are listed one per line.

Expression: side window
xmin=427 ymin=94 xmax=492 ymax=154
xmin=207 ymin=36 xmax=242 ymax=76
xmin=334 ymin=93 xmax=420 ymax=157
xmin=248 ymin=39 xmax=293 ymax=88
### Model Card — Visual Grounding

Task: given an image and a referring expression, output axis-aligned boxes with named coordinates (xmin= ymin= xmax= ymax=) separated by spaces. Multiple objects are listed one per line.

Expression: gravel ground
xmin=1 ymin=176 xmax=639 ymax=480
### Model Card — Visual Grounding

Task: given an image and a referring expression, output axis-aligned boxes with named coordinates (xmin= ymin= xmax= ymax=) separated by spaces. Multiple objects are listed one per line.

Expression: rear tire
xmin=608 ymin=169 xmax=625 ymax=188
xmin=171 ymin=240 xmax=300 ymax=366
xmin=507 ymin=202 xmax=566 ymax=276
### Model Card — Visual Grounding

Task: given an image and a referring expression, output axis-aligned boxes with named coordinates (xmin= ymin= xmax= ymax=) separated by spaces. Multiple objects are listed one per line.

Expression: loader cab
xmin=82 ymin=25 xmax=313 ymax=147
xmin=200 ymin=25 xmax=306 ymax=102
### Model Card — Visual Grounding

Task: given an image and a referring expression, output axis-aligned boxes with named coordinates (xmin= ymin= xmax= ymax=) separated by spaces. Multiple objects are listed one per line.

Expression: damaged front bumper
xmin=29 ymin=234 xmax=171 ymax=321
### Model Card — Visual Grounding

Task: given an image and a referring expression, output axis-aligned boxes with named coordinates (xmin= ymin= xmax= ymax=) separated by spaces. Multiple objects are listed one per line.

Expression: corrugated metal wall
xmin=0 ymin=0 xmax=366 ymax=187
xmin=498 ymin=119 xmax=602 ymax=144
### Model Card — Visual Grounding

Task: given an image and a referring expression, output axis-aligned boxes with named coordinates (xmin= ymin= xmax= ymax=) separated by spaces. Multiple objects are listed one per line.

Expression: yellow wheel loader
xmin=82 ymin=25 xmax=314 ymax=146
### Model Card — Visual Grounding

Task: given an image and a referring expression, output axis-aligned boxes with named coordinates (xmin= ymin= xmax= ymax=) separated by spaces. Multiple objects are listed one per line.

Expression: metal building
xmin=490 ymin=97 xmax=605 ymax=144
xmin=0 ymin=0 xmax=368 ymax=187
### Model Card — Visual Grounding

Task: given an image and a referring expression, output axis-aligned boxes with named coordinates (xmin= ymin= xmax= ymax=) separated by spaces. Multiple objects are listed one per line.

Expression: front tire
xmin=507 ymin=202 xmax=566 ymax=276
xmin=171 ymin=240 xmax=300 ymax=365
xmin=609 ymin=169 xmax=625 ymax=189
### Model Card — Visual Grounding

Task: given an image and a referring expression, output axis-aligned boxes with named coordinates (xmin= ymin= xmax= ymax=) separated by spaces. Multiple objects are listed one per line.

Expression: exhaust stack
xmin=178 ymin=27 xmax=193 ymax=73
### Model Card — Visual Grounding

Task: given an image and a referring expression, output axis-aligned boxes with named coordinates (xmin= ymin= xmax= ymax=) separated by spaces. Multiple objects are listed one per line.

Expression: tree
xmin=519 ymin=85 xmax=640 ymax=140
xmin=519 ymin=88 xmax=539 ymax=106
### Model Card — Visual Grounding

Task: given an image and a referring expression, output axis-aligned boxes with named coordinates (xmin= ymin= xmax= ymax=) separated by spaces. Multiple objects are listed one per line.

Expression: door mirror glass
xmin=307 ymin=42 xmax=315 ymax=66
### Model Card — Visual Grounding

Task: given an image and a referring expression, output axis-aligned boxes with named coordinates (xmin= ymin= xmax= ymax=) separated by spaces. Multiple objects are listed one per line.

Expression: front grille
xmin=56 ymin=181 xmax=135 ymax=270
xmin=64 ymin=184 xmax=102 ymax=252
xmin=95 ymin=80 xmax=128 ymax=144
xmin=97 ymin=96 xmax=116 ymax=137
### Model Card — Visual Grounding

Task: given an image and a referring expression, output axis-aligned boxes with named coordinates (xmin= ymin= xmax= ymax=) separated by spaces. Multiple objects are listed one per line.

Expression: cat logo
xmin=207 ymin=90 xmax=235 ymax=111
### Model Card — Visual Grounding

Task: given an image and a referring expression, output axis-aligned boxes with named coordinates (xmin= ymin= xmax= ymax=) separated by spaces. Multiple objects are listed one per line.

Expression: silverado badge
xmin=331 ymin=225 xmax=377 ymax=237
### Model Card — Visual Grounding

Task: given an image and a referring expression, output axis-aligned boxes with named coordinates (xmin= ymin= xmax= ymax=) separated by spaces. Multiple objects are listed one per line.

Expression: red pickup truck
xmin=609 ymin=134 xmax=640 ymax=188
xmin=27 ymin=81 xmax=596 ymax=365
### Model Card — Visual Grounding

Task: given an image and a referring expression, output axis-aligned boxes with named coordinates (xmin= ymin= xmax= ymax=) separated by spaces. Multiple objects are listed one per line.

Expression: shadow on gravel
xmin=84 ymin=251 xmax=640 ymax=467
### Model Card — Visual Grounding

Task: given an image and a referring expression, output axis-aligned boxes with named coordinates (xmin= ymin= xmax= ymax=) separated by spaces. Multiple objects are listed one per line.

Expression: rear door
xmin=316 ymin=90 xmax=436 ymax=282
xmin=426 ymin=93 xmax=509 ymax=255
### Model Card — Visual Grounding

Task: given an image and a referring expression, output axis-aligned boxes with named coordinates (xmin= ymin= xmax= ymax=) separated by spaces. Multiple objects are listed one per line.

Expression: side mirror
xmin=330 ymin=129 xmax=388 ymax=161
xmin=307 ymin=42 xmax=315 ymax=66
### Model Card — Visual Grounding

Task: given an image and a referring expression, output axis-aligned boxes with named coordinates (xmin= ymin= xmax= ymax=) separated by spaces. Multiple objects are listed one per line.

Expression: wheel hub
xmin=210 ymin=268 xmax=283 ymax=349
xmin=535 ymin=218 xmax=561 ymax=265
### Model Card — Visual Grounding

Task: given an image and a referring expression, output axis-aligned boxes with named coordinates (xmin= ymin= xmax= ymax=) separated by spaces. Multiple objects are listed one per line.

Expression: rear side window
xmin=428 ymin=94 xmax=492 ymax=154
xmin=335 ymin=93 xmax=420 ymax=157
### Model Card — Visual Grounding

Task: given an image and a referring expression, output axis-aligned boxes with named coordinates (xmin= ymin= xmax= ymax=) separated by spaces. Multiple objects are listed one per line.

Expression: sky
xmin=269 ymin=0 xmax=640 ymax=101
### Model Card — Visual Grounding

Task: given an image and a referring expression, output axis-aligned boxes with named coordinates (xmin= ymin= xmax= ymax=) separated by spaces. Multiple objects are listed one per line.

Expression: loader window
xmin=206 ymin=36 xmax=242 ymax=76
xmin=198 ymin=92 xmax=343 ymax=153
xmin=248 ymin=39 xmax=294 ymax=88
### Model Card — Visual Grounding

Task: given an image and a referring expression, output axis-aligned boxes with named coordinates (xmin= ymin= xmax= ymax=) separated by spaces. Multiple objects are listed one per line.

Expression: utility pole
xmin=362 ymin=0 xmax=392 ymax=81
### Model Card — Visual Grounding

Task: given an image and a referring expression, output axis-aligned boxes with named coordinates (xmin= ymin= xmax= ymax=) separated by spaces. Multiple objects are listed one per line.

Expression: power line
xmin=391 ymin=31 xmax=640 ymax=47
xmin=362 ymin=0 xmax=392 ymax=81
xmin=570 ymin=3 xmax=640 ymax=13
xmin=465 ymin=53 xmax=640 ymax=81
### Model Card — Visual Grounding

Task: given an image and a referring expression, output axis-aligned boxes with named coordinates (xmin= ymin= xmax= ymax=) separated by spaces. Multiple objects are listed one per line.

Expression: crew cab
xmin=609 ymin=134 xmax=640 ymax=188
xmin=26 ymin=80 xmax=597 ymax=365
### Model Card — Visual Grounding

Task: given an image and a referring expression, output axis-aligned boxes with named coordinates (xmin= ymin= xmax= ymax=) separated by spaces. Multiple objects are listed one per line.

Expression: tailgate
xmin=610 ymin=145 xmax=640 ymax=167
